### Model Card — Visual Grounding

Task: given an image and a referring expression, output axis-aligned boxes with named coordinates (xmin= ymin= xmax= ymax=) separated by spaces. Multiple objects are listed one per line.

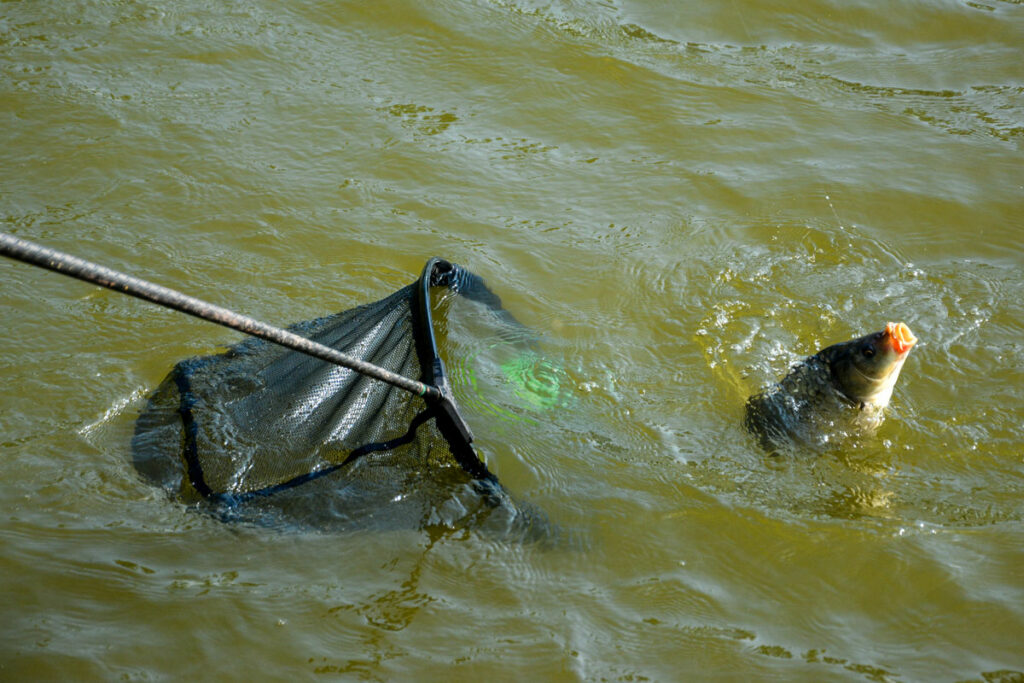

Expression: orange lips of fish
xmin=886 ymin=321 xmax=918 ymax=355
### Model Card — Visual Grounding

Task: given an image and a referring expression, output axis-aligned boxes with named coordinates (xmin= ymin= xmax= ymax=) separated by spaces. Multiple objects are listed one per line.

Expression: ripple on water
xmin=653 ymin=219 xmax=1024 ymax=529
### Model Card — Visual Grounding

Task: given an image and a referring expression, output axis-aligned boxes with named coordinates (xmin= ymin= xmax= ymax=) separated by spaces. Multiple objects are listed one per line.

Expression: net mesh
xmin=132 ymin=259 xmax=547 ymax=536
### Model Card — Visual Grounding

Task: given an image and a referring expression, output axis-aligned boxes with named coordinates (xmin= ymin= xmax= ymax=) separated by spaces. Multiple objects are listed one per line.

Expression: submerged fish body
xmin=745 ymin=322 xmax=917 ymax=453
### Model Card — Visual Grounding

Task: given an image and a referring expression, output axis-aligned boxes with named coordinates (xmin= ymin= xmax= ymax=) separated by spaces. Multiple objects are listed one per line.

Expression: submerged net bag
xmin=132 ymin=258 xmax=547 ymax=536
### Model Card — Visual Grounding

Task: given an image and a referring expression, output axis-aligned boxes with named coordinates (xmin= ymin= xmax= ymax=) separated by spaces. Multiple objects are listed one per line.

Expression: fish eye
xmin=862 ymin=345 xmax=876 ymax=358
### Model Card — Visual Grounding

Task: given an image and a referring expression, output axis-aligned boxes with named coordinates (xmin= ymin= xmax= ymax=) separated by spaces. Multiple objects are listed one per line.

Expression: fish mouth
xmin=886 ymin=321 xmax=917 ymax=355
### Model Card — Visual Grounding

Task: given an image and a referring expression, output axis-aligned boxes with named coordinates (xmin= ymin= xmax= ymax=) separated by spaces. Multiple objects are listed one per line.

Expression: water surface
xmin=2 ymin=0 xmax=1023 ymax=680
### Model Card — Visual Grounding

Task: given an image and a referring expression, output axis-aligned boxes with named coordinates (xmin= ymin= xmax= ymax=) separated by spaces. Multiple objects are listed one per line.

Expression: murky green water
xmin=2 ymin=0 xmax=1023 ymax=680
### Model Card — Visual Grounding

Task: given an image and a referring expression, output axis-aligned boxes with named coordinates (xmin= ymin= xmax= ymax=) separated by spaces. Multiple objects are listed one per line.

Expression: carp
xmin=745 ymin=322 xmax=917 ymax=453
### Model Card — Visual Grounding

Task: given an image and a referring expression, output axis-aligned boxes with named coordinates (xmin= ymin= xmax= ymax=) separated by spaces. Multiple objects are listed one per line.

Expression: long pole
xmin=0 ymin=232 xmax=442 ymax=401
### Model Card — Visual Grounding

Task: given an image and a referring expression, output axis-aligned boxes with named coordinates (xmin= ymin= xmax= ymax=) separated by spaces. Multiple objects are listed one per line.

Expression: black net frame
xmin=131 ymin=257 xmax=522 ymax=515
xmin=0 ymin=232 xmax=547 ymax=534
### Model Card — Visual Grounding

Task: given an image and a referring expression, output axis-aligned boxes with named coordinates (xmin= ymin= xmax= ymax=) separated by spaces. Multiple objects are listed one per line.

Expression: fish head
xmin=821 ymin=322 xmax=917 ymax=408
